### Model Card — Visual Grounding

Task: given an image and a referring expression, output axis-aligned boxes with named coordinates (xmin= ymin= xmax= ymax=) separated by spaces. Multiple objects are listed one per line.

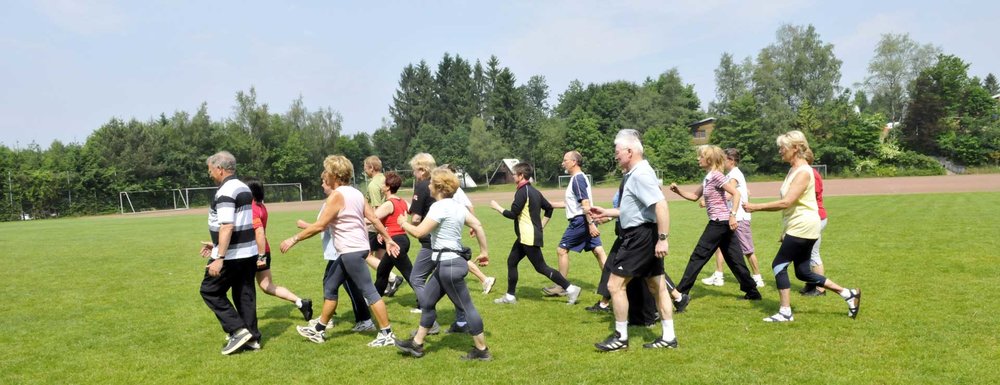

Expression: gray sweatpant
xmin=418 ymin=257 xmax=484 ymax=335
xmin=323 ymin=250 xmax=382 ymax=306
xmin=411 ymin=246 xmax=466 ymax=323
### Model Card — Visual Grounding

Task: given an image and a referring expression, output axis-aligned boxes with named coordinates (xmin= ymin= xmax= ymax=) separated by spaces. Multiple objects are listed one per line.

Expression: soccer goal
xmin=811 ymin=164 xmax=828 ymax=178
xmin=558 ymin=174 xmax=593 ymax=189
xmin=119 ymin=189 xmax=186 ymax=214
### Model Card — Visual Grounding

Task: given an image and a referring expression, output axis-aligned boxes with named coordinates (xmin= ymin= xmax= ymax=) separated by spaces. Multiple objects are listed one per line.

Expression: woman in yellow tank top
xmin=744 ymin=131 xmax=862 ymax=323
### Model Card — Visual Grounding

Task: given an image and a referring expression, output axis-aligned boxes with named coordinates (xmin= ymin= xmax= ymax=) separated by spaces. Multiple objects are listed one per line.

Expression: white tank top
xmin=333 ymin=186 xmax=370 ymax=253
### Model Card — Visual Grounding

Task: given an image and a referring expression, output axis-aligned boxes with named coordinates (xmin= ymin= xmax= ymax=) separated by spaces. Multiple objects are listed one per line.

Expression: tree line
xmin=2 ymin=24 xmax=997 ymax=221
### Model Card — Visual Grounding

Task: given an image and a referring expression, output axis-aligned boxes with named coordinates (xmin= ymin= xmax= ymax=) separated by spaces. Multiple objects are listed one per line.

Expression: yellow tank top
xmin=780 ymin=165 xmax=821 ymax=239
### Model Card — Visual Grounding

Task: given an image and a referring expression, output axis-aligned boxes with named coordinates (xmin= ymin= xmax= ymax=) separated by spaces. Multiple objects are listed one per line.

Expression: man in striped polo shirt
xmin=198 ymin=151 xmax=260 ymax=355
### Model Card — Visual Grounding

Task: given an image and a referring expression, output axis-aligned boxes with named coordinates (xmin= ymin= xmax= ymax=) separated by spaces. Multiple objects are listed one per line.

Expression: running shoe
xmin=595 ymin=332 xmax=628 ymax=352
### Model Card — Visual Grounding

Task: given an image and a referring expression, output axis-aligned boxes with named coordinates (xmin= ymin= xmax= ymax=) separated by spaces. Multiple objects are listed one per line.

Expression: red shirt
xmin=812 ymin=168 xmax=827 ymax=220
xmin=381 ymin=198 xmax=407 ymax=237
xmin=252 ymin=201 xmax=269 ymax=253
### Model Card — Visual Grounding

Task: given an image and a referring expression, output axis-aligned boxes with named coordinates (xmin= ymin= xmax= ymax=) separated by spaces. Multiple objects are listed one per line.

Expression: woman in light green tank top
xmin=744 ymin=131 xmax=862 ymax=323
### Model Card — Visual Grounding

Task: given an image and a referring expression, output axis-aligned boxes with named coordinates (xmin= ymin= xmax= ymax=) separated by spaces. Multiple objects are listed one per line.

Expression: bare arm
xmin=654 ymin=200 xmax=670 ymax=258
xmin=365 ymin=203 xmax=399 ymax=257
xmin=280 ymin=192 xmax=343 ymax=253
xmin=465 ymin=212 xmax=489 ymax=261
xmin=669 ymin=182 xmax=703 ymax=202
xmin=744 ymin=171 xmax=809 ymax=213
xmin=400 ymin=214 xmax=438 ymax=239
xmin=722 ymin=179 xmax=741 ymax=230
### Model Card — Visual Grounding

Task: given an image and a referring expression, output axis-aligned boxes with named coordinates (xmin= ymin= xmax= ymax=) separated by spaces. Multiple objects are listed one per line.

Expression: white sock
xmin=661 ymin=320 xmax=675 ymax=341
xmin=295 ymin=299 xmax=303 ymax=308
xmin=753 ymin=274 xmax=762 ymax=280
xmin=389 ymin=272 xmax=398 ymax=281
xmin=713 ymin=271 xmax=724 ymax=277
xmin=615 ymin=321 xmax=628 ymax=340
xmin=673 ymin=293 xmax=684 ymax=302
xmin=779 ymin=306 xmax=792 ymax=316
xmin=840 ymin=288 xmax=852 ymax=299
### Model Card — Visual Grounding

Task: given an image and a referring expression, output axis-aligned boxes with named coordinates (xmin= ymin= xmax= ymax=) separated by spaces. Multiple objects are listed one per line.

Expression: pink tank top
xmin=332 ymin=186 xmax=370 ymax=253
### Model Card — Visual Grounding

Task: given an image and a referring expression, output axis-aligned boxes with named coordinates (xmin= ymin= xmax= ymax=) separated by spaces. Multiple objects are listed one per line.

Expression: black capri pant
xmin=772 ymin=234 xmax=826 ymax=290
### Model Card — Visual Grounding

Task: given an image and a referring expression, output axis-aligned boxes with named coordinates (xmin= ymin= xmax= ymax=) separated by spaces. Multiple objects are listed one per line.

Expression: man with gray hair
xmin=590 ymin=129 xmax=679 ymax=351
xmin=198 ymin=151 xmax=261 ymax=354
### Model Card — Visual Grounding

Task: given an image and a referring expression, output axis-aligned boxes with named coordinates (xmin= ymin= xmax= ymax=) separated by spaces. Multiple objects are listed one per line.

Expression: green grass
xmin=2 ymin=192 xmax=998 ymax=384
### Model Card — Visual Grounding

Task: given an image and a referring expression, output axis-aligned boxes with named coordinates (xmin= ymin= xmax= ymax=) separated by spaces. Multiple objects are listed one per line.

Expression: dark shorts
xmin=368 ymin=232 xmax=386 ymax=251
xmin=255 ymin=251 xmax=272 ymax=272
xmin=608 ymin=223 xmax=663 ymax=278
xmin=559 ymin=216 xmax=603 ymax=252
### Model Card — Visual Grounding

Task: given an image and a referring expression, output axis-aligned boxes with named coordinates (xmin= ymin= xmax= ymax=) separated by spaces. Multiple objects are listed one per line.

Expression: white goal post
xmin=119 ymin=183 xmax=303 ymax=214
xmin=811 ymin=164 xmax=828 ymax=178
xmin=558 ymin=174 xmax=593 ymax=189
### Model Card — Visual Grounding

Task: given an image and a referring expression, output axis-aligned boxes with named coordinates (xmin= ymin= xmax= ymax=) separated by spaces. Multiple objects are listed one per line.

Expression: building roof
xmin=688 ymin=117 xmax=716 ymax=127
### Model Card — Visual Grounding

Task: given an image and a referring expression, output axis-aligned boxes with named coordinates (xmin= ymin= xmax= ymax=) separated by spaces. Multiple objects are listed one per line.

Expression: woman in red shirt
xmin=373 ymin=172 xmax=415 ymax=298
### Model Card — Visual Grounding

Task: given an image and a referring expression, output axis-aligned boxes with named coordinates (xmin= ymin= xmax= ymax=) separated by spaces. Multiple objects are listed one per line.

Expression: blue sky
xmin=1 ymin=0 xmax=996 ymax=148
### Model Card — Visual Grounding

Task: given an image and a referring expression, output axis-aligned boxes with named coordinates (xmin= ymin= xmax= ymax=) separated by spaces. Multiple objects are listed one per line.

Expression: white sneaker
xmin=410 ymin=307 xmax=423 ymax=314
xmin=566 ymin=285 xmax=582 ymax=305
xmin=763 ymin=312 xmax=794 ymax=322
xmin=308 ymin=318 xmax=335 ymax=329
xmin=753 ymin=274 xmax=765 ymax=288
xmin=701 ymin=273 xmax=724 ymax=287
xmin=351 ymin=319 xmax=376 ymax=332
xmin=367 ymin=331 xmax=397 ymax=347
xmin=494 ymin=295 xmax=517 ymax=304
xmin=296 ymin=325 xmax=326 ymax=343
xmin=482 ymin=277 xmax=496 ymax=294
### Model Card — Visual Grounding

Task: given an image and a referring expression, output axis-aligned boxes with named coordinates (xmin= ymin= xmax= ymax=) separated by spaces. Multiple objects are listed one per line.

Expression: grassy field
xmin=2 ymin=192 xmax=998 ymax=384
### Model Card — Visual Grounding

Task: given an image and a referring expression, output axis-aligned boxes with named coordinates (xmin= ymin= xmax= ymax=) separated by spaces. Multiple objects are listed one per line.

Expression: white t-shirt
xmin=425 ymin=198 xmax=468 ymax=261
xmin=318 ymin=203 xmax=339 ymax=261
xmin=726 ymin=167 xmax=751 ymax=221
xmin=452 ymin=188 xmax=473 ymax=210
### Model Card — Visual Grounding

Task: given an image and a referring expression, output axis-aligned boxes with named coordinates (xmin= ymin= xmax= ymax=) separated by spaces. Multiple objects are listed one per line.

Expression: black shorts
xmin=255 ymin=251 xmax=271 ymax=272
xmin=608 ymin=223 xmax=663 ymax=278
xmin=368 ymin=232 xmax=386 ymax=251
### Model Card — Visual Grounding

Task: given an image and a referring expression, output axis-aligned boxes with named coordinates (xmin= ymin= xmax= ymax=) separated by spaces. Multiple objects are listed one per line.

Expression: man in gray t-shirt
xmin=589 ymin=129 xmax=680 ymax=351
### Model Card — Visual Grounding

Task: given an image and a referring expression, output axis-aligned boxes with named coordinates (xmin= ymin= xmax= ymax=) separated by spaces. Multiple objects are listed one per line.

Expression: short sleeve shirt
xmin=726 ymin=167 xmax=751 ymax=221
xmin=702 ymin=170 xmax=730 ymax=221
xmin=618 ymin=160 xmax=664 ymax=229
xmin=564 ymin=172 xmax=591 ymax=219
xmin=366 ymin=173 xmax=386 ymax=208
xmin=452 ymin=188 xmax=473 ymax=209
xmin=425 ymin=199 xmax=468 ymax=261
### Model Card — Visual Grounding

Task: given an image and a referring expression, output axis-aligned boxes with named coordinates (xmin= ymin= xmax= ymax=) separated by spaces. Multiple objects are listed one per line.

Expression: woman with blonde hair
xmin=669 ymin=145 xmax=762 ymax=304
xmin=744 ymin=131 xmax=861 ymax=322
xmin=280 ymin=155 xmax=402 ymax=346
xmin=395 ymin=168 xmax=492 ymax=360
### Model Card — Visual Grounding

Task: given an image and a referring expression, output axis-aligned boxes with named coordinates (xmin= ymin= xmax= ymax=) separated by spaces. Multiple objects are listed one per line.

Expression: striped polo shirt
xmin=208 ymin=176 xmax=258 ymax=260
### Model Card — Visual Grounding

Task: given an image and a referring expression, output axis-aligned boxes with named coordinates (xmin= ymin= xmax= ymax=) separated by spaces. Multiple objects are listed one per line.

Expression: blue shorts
xmin=559 ymin=216 xmax=603 ymax=252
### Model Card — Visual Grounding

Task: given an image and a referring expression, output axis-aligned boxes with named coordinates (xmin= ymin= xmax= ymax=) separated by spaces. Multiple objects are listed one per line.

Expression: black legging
xmin=772 ymin=234 xmax=825 ymax=290
xmin=505 ymin=243 xmax=570 ymax=296
xmin=374 ymin=234 xmax=414 ymax=295
xmin=675 ymin=220 xmax=760 ymax=296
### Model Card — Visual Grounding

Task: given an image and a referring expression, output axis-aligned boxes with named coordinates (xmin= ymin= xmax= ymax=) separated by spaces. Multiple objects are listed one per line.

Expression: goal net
xmin=119 ymin=183 xmax=303 ymax=214
xmin=811 ymin=164 xmax=828 ymax=178
xmin=558 ymin=174 xmax=593 ymax=189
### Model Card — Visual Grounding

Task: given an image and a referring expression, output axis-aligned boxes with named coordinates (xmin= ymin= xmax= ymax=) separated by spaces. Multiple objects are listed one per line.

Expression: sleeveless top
xmin=318 ymin=202 xmax=338 ymax=261
xmin=381 ymin=197 xmax=407 ymax=237
xmin=332 ymin=186 xmax=370 ymax=253
xmin=780 ymin=165 xmax=821 ymax=239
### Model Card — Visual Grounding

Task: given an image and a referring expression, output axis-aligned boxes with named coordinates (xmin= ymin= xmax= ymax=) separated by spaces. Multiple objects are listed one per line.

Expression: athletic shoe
xmin=642 ymin=337 xmax=678 ymax=349
xmin=763 ymin=312 xmax=794 ymax=322
xmin=801 ymin=289 xmax=826 ymax=297
xmin=308 ymin=317 xmax=335 ymax=329
xmin=481 ymin=277 xmax=496 ymax=295
xmin=460 ymin=346 xmax=493 ymax=361
xmin=701 ymin=273 xmax=724 ymax=287
xmin=846 ymin=288 xmax=862 ymax=319
xmin=352 ymin=319 xmax=376 ymax=332
xmin=585 ymin=301 xmax=611 ymax=313
xmin=410 ymin=307 xmax=422 ymax=314
xmin=395 ymin=338 xmax=425 ymax=358
xmin=740 ymin=293 xmax=763 ymax=301
xmin=445 ymin=323 xmax=469 ymax=334
xmin=367 ymin=331 xmax=397 ymax=347
xmin=296 ymin=325 xmax=326 ymax=343
xmin=595 ymin=332 xmax=628 ymax=352
xmin=221 ymin=328 xmax=252 ymax=355
xmin=299 ymin=298 xmax=313 ymax=321
xmin=542 ymin=284 xmax=566 ymax=297
xmin=753 ymin=275 xmax=765 ymax=288
xmin=385 ymin=276 xmax=404 ymax=297
xmin=494 ymin=295 xmax=517 ymax=305
xmin=410 ymin=321 xmax=441 ymax=337
xmin=799 ymin=283 xmax=817 ymax=294
xmin=243 ymin=339 xmax=261 ymax=351
xmin=566 ymin=285 xmax=582 ymax=305
xmin=674 ymin=293 xmax=691 ymax=313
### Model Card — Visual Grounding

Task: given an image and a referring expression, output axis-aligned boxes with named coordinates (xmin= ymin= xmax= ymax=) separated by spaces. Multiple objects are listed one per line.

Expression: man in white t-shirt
xmin=545 ymin=151 xmax=607 ymax=299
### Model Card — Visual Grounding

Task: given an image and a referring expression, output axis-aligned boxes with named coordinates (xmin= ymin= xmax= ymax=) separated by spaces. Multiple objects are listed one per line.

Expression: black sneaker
xmin=800 ymin=283 xmax=817 ymax=294
xmin=460 ymin=346 xmax=492 ymax=361
xmin=243 ymin=339 xmax=261 ymax=351
xmin=595 ymin=332 xmax=628 ymax=352
xmin=395 ymin=338 xmax=425 ymax=358
xmin=801 ymin=289 xmax=826 ymax=297
xmin=740 ymin=293 xmax=762 ymax=301
xmin=221 ymin=328 xmax=252 ymax=355
xmin=642 ymin=337 xmax=678 ymax=349
xmin=444 ymin=323 xmax=469 ymax=334
xmin=674 ymin=293 xmax=691 ymax=313
xmin=585 ymin=301 xmax=611 ymax=313
xmin=299 ymin=298 xmax=313 ymax=321
xmin=846 ymin=288 xmax=862 ymax=319
xmin=385 ymin=276 xmax=404 ymax=297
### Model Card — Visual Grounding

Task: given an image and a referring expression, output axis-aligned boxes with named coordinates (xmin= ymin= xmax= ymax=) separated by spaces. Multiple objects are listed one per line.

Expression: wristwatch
xmin=658 ymin=233 xmax=669 ymax=241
